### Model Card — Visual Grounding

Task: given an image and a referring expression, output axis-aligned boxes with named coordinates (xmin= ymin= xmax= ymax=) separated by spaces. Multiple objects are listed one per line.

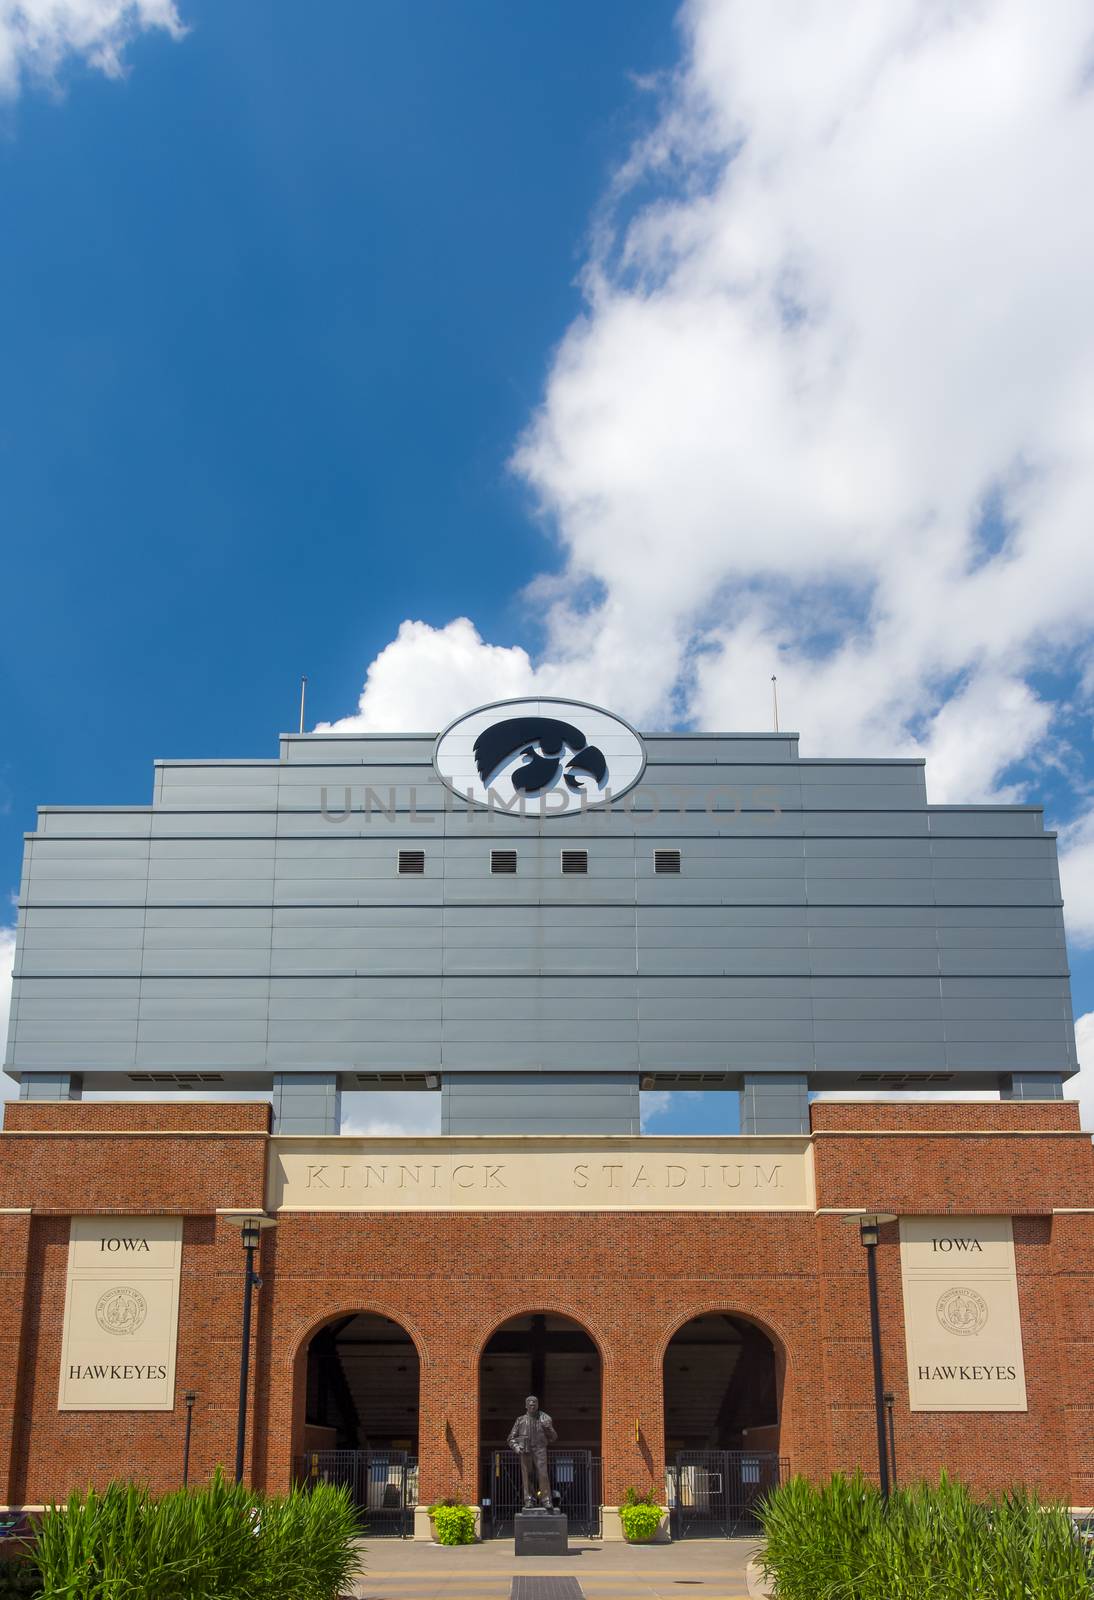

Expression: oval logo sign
xmin=434 ymin=698 xmax=646 ymax=815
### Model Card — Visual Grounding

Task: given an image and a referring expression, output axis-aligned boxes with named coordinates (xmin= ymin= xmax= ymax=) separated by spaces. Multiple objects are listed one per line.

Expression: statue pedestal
xmin=515 ymin=1509 xmax=568 ymax=1556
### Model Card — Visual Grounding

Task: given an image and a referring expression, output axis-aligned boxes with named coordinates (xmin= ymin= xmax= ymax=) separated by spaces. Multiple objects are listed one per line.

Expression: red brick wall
xmin=811 ymin=1101 xmax=1082 ymax=1133
xmin=6 ymin=1213 xmax=266 ymax=1505
xmin=2 ymin=1102 xmax=270 ymax=1133
xmin=812 ymin=1127 xmax=1092 ymax=1215
xmin=0 ymin=1136 xmax=267 ymax=1216
xmin=1 ymin=1100 xmax=1091 ymax=1509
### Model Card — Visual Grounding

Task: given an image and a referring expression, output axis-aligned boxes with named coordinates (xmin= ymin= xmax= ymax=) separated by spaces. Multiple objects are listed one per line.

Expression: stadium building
xmin=1 ymin=697 xmax=1090 ymax=1535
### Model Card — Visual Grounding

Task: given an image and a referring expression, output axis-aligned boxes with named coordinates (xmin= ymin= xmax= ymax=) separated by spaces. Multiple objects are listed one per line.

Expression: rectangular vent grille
xmin=354 ymin=1072 xmax=435 ymax=1087
xmin=561 ymin=850 xmax=588 ymax=875
xmin=491 ymin=849 xmax=518 ymax=875
xmin=654 ymin=849 xmax=681 ymax=874
xmin=398 ymin=849 xmax=425 ymax=875
xmin=127 ymin=1073 xmax=224 ymax=1084
xmin=855 ymin=1073 xmax=955 ymax=1084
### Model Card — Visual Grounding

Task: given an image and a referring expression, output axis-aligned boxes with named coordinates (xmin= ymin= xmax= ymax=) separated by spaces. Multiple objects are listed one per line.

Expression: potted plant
xmin=427 ymin=1498 xmax=477 ymax=1545
xmin=619 ymin=1486 xmax=664 ymax=1544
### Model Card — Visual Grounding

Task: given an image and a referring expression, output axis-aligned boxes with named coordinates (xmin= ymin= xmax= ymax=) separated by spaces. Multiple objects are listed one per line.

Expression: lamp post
xmin=883 ymin=1391 xmax=897 ymax=1489
xmin=182 ymin=1390 xmax=197 ymax=1487
xmin=221 ymin=1213 xmax=277 ymax=1484
xmin=841 ymin=1211 xmax=897 ymax=1500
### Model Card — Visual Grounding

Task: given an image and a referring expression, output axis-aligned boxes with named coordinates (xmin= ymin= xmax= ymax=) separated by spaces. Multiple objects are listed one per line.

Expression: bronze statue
xmin=508 ymin=1394 xmax=557 ymax=1509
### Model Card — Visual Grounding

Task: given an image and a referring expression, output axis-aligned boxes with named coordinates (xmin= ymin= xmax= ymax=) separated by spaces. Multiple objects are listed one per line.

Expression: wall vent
xmin=855 ymin=1072 xmax=955 ymax=1084
xmin=397 ymin=849 xmax=425 ymax=875
xmin=561 ymin=850 xmax=588 ymax=875
xmin=491 ymin=850 xmax=518 ymax=875
xmin=354 ymin=1072 xmax=438 ymax=1088
xmin=654 ymin=849 xmax=682 ymax=874
xmin=127 ymin=1073 xmax=224 ymax=1084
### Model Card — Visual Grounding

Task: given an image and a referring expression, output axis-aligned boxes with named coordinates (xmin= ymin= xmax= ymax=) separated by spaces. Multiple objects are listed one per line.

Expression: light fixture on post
xmin=841 ymin=1211 xmax=897 ymax=1500
xmin=220 ymin=1213 xmax=278 ymax=1484
xmin=182 ymin=1389 xmax=197 ymax=1487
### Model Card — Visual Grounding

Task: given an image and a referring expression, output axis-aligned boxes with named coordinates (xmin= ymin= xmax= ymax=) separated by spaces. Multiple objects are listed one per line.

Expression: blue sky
xmin=2 ymin=0 xmax=1093 ymax=1133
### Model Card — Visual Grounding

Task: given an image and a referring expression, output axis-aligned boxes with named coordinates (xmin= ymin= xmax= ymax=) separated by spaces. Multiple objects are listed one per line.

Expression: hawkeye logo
xmin=434 ymin=699 xmax=645 ymax=815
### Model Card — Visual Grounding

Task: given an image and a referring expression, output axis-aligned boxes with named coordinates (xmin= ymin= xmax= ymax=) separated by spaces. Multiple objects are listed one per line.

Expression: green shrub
xmin=427 ymin=1501 xmax=476 ymax=1545
xmin=619 ymin=1501 xmax=663 ymax=1542
xmin=29 ymin=1473 xmax=359 ymax=1600
xmin=621 ymin=1486 xmax=659 ymax=1507
xmin=759 ymin=1472 xmax=1094 ymax=1600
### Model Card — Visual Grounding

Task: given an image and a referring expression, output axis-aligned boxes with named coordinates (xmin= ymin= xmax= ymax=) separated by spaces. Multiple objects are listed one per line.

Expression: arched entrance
xmin=663 ymin=1312 xmax=784 ymax=1537
xmin=299 ymin=1312 xmax=420 ymax=1534
xmin=478 ymin=1312 xmax=601 ymax=1537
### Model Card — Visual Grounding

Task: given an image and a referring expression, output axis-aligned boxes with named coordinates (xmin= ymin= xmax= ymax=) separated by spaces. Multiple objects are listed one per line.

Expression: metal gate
xmin=296 ymin=1449 xmax=417 ymax=1537
xmin=668 ymin=1450 xmax=786 ymax=1538
xmin=482 ymin=1449 xmax=601 ymax=1539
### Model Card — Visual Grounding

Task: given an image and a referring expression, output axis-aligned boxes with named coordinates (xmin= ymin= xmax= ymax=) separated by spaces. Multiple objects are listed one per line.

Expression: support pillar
xmin=18 ymin=1072 xmax=82 ymax=1101
xmin=740 ymin=1073 xmax=809 ymax=1134
xmin=271 ymin=1073 xmax=340 ymax=1134
xmin=1001 ymin=1072 xmax=1065 ymax=1100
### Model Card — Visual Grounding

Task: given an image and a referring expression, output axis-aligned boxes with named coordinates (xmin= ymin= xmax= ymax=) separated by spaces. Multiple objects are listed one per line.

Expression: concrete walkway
xmin=347 ymin=1537 xmax=761 ymax=1600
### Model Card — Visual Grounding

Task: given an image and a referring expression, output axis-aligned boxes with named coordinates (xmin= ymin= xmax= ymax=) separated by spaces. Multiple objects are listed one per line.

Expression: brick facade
xmin=1 ymin=1099 xmax=1090 ymax=1509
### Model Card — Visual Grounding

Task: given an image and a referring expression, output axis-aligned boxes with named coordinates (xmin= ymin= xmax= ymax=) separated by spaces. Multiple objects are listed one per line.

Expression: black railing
xmin=482 ymin=1448 xmax=601 ymax=1539
xmin=296 ymin=1449 xmax=417 ymax=1537
xmin=668 ymin=1450 xmax=786 ymax=1538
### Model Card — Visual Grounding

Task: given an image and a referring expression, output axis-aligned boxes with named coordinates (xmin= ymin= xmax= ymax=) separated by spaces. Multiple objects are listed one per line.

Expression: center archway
xmin=478 ymin=1312 xmax=602 ymax=1536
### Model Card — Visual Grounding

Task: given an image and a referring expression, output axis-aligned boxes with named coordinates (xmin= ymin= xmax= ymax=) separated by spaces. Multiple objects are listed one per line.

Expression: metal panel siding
xmin=6 ymin=732 xmax=1077 ymax=1081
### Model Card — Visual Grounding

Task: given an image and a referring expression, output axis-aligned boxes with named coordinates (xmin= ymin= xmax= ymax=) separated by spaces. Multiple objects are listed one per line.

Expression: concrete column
xmin=740 ymin=1073 xmax=809 ymax=1134
xmin=271 ymin=1073 xmax=340 ymax=1134
xmin=18 ymin=1072 xmax=82 ymax=1100
xmin=1001 ymin=1072 xmax=1065 ymax=1101
xmin=441 ymin=1072 xmax=640 ymax=1134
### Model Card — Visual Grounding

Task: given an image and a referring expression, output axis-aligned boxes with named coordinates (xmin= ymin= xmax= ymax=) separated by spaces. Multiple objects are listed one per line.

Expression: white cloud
xmin=0 ymin=0 xmax=184 ymax=99
xmin=334 ymin=1 xmax=1094 ymax=830
xmin=639 ymin=1089 xmax=673 ymax=1130
xmin=1072 ymin=1012 xmax=1094 ymax=1133
xmin=339 ymin=1089 xmax=441 ymax=1138
xmin=320 ymin=618 xmax=541 ymax=734
xmin=1058 ymin=810 xmax=1094 ymax=945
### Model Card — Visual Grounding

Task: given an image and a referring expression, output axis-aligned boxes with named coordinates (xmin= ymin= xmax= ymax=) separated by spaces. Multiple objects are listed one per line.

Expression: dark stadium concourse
xmin=663 ymin=1313 xmax=780 ymax=1454
xmin=478 ymin=1312 xmax=602 ymax=1535
xmin=479 ymin=1312 xmax=602 ymax=1454
xmin=663 ymin=1313 xmax=784 ymax=1537
xmin=302 ymin=1312 xmax=420 ymax=1453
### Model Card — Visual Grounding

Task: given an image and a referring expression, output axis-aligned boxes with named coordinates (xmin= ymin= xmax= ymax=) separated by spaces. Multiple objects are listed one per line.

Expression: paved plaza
xmin=347 ymin=1537 xmax=761 ymax=1600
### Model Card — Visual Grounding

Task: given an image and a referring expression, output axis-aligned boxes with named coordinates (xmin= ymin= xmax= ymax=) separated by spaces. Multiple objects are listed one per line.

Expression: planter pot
xmin=615 ymin=1507 xmax=671 ymax=1545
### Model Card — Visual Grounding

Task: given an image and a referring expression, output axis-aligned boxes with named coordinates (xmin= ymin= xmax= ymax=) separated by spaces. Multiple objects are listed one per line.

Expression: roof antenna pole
xmin=771 ymin=674 xmax=779 ymax=733
xmin=298 ymin=676 xmax=308 ymax=736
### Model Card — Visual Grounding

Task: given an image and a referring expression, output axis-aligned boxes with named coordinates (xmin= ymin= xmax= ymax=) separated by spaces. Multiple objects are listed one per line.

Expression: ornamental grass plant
xmin=24 ymin=1472 xmax=359 ymax=1600
xmin=758 ymin=1472 xmax=1094 ymax=1600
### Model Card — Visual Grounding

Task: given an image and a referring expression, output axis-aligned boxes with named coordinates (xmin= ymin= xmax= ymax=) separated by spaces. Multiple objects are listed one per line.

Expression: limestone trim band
xmin=269 ymin=1135 xmax=815 ymax=1213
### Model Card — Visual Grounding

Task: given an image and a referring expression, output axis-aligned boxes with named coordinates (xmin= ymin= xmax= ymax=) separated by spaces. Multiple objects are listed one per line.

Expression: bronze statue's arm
xmin=543 ymin=1416 xmax=558 ymax=1444
xmin=507 ymin=1422 xmax=525 ymax=1453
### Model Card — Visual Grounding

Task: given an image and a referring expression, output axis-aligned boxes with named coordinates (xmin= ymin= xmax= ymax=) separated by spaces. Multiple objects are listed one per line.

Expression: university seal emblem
xmin=935 ymin=1286 xmax=988 ymax=1337
xmin=95 ymin=1286 xmax=148 ymax=1337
